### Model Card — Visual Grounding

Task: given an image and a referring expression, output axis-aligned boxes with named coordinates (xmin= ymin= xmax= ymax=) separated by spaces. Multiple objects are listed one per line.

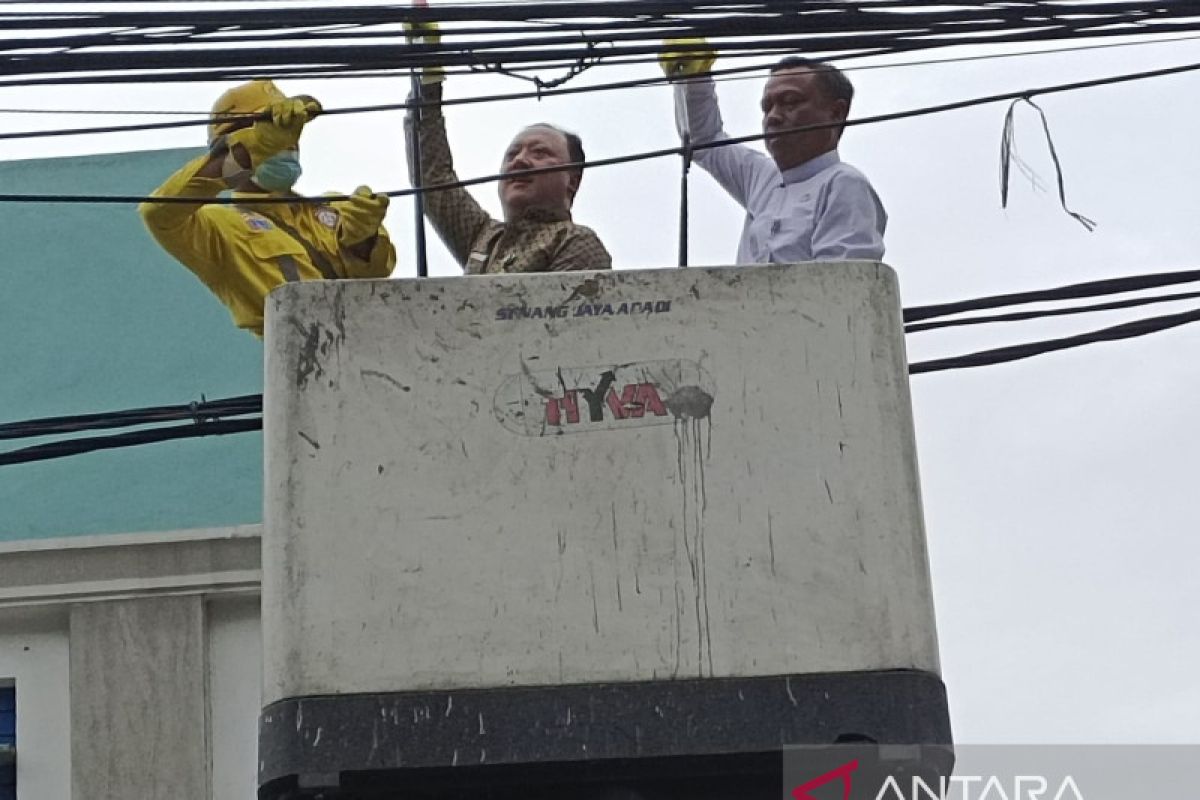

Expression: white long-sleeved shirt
xmin=675 ymin=78 xmax=887 ymax=265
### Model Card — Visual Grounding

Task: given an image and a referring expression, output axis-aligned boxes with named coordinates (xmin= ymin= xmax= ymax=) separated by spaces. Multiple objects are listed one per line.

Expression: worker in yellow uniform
xmin=139 ymin=80 xmax=397 ymax=337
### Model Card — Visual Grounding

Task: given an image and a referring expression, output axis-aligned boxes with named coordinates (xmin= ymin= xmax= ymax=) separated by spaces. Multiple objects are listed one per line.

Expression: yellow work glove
xmin=404 ymin=20 xmax=445 ymax=85
xmin=338 ymin=186 xmax=390 ymax=247
xmin=659 ymin=38 xmax=717 ymax=80
xmin=225 ymin=97 xmax=322 ymax=167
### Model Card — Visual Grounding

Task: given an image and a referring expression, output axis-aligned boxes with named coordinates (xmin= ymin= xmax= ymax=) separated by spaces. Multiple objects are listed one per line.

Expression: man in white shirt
xmin=661 ymin=41 xmax=887 ymax=264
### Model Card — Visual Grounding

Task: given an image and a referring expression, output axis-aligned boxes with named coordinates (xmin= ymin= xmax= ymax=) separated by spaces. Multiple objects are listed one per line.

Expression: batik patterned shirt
xmin=408 ymin=84 xmax=612 ymax=275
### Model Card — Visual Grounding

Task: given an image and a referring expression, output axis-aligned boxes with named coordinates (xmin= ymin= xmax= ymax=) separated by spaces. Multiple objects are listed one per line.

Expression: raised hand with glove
xmin=208 ymin=80 xmax=322 ymax=190
xmin=404 ymin=18 xmax=445 ymax=85
xmin=336 ymin=186 xmax=391 ymax=248
xmin=659 ymin=38 xmax=717 ymax=80
xmin=222 ymin=97 xmax=322 ymax=162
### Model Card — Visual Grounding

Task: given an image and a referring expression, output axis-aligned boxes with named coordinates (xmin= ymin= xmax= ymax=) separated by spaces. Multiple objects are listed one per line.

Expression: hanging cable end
xmin=1072 ymin=213 xmax=1098 ymax=233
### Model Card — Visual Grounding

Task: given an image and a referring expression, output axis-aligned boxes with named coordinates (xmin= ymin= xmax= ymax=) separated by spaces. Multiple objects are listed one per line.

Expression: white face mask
xmin=253 ymin=151 xmax=302 ymax=191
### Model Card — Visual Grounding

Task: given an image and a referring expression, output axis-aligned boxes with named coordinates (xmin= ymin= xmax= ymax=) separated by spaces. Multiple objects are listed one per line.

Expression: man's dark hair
xmin=770 ymin=56 xmax=854 ymax=109
xmin=531 ymin=122 xmax=586 ymax=197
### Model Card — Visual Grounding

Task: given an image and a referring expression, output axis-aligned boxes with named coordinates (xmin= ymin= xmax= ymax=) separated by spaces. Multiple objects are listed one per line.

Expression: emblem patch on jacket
xmin=241 ymin=213 xmax=273 ymax=232
xmin=316 ymin=208 xmax=340 ymax=229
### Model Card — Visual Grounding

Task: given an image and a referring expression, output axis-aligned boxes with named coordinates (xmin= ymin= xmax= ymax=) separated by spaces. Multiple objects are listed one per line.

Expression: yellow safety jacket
xmin=139 ymin=153 xmax=396 ymax=336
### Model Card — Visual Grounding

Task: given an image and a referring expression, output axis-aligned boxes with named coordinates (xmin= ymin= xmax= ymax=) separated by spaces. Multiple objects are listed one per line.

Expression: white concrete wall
xmin=0 ymin=621 xmax=71 ymax=800
xmin=70 ymin=596 xmax=209 ymax=799
xmin=207 ymin=596 xmax=262 ymax=800
xmin=0 ymin=528 xmax=262 ymax=800
xmin=263 ymin=263 xmax=939 ymax=704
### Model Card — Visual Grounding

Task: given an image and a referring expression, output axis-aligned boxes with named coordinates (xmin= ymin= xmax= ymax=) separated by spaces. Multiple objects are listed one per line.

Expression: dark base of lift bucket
xmin=259 ymin=669 xmax=952 ymax=799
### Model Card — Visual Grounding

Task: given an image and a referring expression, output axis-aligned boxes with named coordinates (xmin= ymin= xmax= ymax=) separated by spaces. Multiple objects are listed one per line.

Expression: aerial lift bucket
xmin=258 ymin=263 xmax=951 ymax=798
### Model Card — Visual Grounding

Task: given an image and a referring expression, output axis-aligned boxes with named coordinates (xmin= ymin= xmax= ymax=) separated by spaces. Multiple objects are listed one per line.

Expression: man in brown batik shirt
xmin=404 ymin=24 xmax=612 ymax=274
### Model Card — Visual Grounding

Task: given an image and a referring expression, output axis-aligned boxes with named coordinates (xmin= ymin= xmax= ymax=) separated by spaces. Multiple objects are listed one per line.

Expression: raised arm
xmin=402 ymin=21 xmax=494 ymax=269
xmin=139 ymin=98 xmax=318 ymax=293
xmin=139 ymin=98 xmax=314 ymax=249
xmin=137 ymin=151 xmax=230 ymax=252
xmin=328 ymin=187 xmax=398 ymax=279
xmin=661 ymin=39 xmax=774 ymax=210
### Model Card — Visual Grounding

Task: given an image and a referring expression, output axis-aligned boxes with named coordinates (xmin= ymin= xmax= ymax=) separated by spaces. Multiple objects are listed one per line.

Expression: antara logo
xmin=793 ymin=759 xmax=859 ymax=800
xmin=493 ymin=359 xmax=715 ymax=437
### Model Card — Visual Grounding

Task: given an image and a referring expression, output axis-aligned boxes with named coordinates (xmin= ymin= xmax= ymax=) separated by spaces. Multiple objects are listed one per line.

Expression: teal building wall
xmin=0 ymin=148 xmax=263 ymax=541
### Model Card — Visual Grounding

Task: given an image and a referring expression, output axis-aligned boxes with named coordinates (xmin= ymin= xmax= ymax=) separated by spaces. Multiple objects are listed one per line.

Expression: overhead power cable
xmin=0 ymin=418 xmax=262 ymax=467
xmin=6 ymin=30 xmax=1200 ymax=143
xmin=0 ymin=43 xmax=803 ymax=89
xmin=904 ymin=289 xmax=1200 ymax=334
xmin=908 ymin=305 xmax=1200 ymax=375
xmin=0 ymin=394 xmax=261 ymax=441
xmin=0 ymin=54 xmax=798 ymax=142
xmin=903 ymin=268 xmax=1200 ymax=323
xmin=3 ymin=30 xmax=1199 ymax=118
xmin=2 ymin=58 xmax=1197 ymax=206
xmin=0 ymin=1 xmax=1198 ymax=86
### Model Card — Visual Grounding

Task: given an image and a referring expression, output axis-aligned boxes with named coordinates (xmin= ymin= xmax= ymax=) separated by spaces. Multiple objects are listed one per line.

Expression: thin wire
xmin=0 ymin=394 xmax=261 ymax=440
xmin=3 ymin=30 xmax=1197 ymax=126
xmin=0 ymin=1 xmax=1175 ymax=27
xmin=4 ymin=58 xmax=1198 ymax=205
xmin=1000 ymin=96 xmax=1096 ymax=231
xmin=3 ymin=22 xmax=1197 ymax=98
xmin=909 ymin=305 xmax=1200 ymax=375
xmin=0 ymin=52 xmax=804 ymax=141
xmin=0 ymin=418 xmax=262 ymax=466
xmin=905 ymin=289 xmax=1200 ymax=333
xmin=0 ymin=2 xmax=1197 ymax=87
xmin=903 ymin=268 xmax=1200 ymax=323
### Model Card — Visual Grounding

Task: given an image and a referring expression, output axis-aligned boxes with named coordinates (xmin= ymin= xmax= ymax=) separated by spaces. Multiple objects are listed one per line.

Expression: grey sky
xmin=1 ymin=8 xmax=1197 ymax=744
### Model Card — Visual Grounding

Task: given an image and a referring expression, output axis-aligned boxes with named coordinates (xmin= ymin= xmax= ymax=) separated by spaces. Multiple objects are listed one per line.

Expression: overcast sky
xmin=2 ymin=5 xmax=1197 ymax=745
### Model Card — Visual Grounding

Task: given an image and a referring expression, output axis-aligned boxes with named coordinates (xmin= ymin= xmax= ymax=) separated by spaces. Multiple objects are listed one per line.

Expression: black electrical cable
xmin=0 ymin=19 xmax=1176 ymax=88
xmin=0 ymin=0 xmax=1180 ymax=101
xmin=3 ymin=57 xmax=1198 ymax=205
xmin=1 ymin=1 xmax=1196 ymax=86
xmin=0 ymin=418 xmax=263 ymax=466
xmin=904 ymin=269 xmax=1200 ymax=323
xmin=0 ymin=45 xmax=806 ymax=89
xmin=2 ymin=5 xmax=1192 ymax=91
xmin=6 ymin=30 xmax=1199 ymax=118
xmin=0 ymin=394 xmax=262 ymax=441
xmin=0 ymin=51 xmax=817 ymax=141
xmin=0 ymin=115 xmax=236 ymax=142
xmin=10 ymin=27 xmax=1199 ymax=142
xmin=0 ymin=39 xmax=906 ymax=80
xmin=909 ymin=305 xmax=1200 ymax=375
xmin=904 ymin=289 xmax=1200 ymax=334
xmin=0 ymin=3 xmax=1186 ymax=49
xmin=1 ymin=1 xmax=1181 ymax=30
xmin=0 ymin=56 xmax=779 ymax=141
